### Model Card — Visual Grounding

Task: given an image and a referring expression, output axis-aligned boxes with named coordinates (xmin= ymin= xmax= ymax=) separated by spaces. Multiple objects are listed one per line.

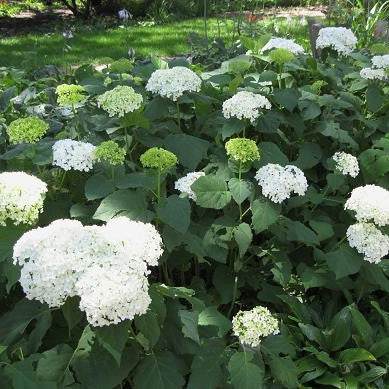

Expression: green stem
xmin=111 ymin=166 xmax=115 ymax=183
xmin=156 ymin=168 xmax=161 ymax=226
xmin=58 ymin=170 xmax=67 ymax=193
xmin=238 ymin=162 xmax=242 ymax=222
xmin=124 ymin=127 xmax=129 ymax=152
xmin=241 ymin=207 xmax=251 ymax=219
xmin=331 ymin=235 xmax=347 ymax=251
xmin=176 ymin=101 xmax=181 ymax=130
xmin=228 ymin=275 xmax=239 ymax=318
xmin=162 ymin=262 xmax=172 ymax=285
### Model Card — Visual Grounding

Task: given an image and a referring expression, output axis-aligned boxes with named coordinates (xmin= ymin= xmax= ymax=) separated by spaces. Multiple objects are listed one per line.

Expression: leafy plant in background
xmin=0 ymin=23 xmax=389 ymax=389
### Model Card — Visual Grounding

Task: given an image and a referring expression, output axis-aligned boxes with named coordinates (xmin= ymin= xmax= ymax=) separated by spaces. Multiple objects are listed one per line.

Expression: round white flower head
xmin=360 ymin=67 xmax=387 ymax=80
xmin=222 ymin=91 xmax=271 ymax=123
xmin=146 ymin=66 xmax=202 ymax=101
xmin=344 ymin=185 xmax=389 ymax=226
xmin=347 ymin=223 xmax=389 ymax=264
xmin=232 ymin=306 xmax=280 ymax=347
xmin=13 ymin=216 xmax=163 ymax=325
xmin=0 ymin=172 xmax=47 ymax=226
xmin=76 ymin=266 xmax=151 ymax=326
xmin=13 ymin=219 xmax=86 ymax=306
xmin=316 ymin=27 xmax=357 ymax=56
xmin=332 ymin=152 xmax=359 ymax=177
xmin=371 ymin=54 xmax=389 ymax=69
xmin=52 ymin=139 xmax=96 ymax=172
xmin=96 ymin=85 xmax=143 ymax=117
xmin=255 ymin=164 xmax=308 ymax=203
xmin=174 ymin=171 xmax=205 ymax=201
xmin=260 ymin=37 xmax=305 ymax=55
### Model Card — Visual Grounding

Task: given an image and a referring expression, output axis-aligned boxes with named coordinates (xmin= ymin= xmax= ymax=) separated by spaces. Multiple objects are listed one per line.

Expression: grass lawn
xmin=0 ymin=17 xmax=312 ymax=67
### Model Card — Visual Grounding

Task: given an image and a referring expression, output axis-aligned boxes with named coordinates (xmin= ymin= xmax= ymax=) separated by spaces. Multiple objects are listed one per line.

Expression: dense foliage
xmin=0 ymin=30 xmax=389 ymax=388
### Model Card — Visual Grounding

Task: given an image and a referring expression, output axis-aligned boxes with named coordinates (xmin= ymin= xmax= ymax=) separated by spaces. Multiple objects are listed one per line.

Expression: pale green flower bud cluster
xmin=232 ymin=306 xmax=280 ymax=347
xmin=225 ymin=138 xmax=260 ymax=163
xmin=96 ymin=85 xmax=143 ymax=117
xmin=110 ymin=58 xmax=133 ymax=74
xmin=56 ymin=84 xmax=87 ymax=106
xmin=7 ymin=116 xmax=49 ymax=144
xmin=268 ymin=48 xmax=295 ymax=65
xmin=0 ymin=172 xmax=47 ymax=226
xmin=140 ymin=147 xmax=178 ymax=171
xmin=94 ymin=140 xmax=126 ymax=166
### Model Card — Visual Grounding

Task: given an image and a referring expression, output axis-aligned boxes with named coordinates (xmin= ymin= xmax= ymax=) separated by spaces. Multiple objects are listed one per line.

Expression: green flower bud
xmin=268 ymin=48 xmax=295 ymax=65
xmin=7 ymin=116 xmax=49 ymax=144
xmin=110 ymin=58 xmax=133 ymax=74
xmin=140 ymin=147 xmax=178 ymax=171
xmin=94 ymin=140 xmax=126 ymax=166
xmin=56 ymin=84 xmax=86 ymax=106
xmin=225 ymin=138 xmax=260 ymax=163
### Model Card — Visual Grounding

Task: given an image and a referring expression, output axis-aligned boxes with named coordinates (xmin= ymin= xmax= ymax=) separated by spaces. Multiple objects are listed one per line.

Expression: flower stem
xmin=238 ymin=162 xmax=243 ymax=222
xmin=111 ymin=166 xmax=115 ymax=183
xmin=58 ymin=170 xmax=67 ymax=192
xmin=176 ymin=101 xmax=181 ymax=130
xmin=228 ymin=275 xmax=238 ymax=318
xmin=156 ymin=168 xmax=161 ymax=226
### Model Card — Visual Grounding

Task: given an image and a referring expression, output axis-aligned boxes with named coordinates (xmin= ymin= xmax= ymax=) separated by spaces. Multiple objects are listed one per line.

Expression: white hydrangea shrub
xmin=346 ymin=223 xmax=389 ymax=264
xmin=344 ymin=185 xmax=389 ymax=226
xmin=146 ymin=66 xmax=202 ymax=101
xmin=222 ymin=91 xmax=271 ymax=123
xmin=0 ymin=172 xmax=47 ymax=226
xmin=13 ymin=216 xmax=163 ymax=326
xmin=371 ymin=54 xmax=389 ymax=69
xmin=332 ymin=152 xmax=359 ymax=177
xmin=232 ymin=306 xmax=280 ymax=347
xmin=174 ymin=171 xmax=205 ymax=201
xmin=260 ymin=37 xmax=305 ymax=55
xmin=254 ymin=164 xmax=308 ymax=203
xmin=360 ymin=67 xmax=387 ymax=80
xmin=52 ymin=139 xmax=96 ymax=172
xmin=316 ymin=27 xmax=357 ymax=56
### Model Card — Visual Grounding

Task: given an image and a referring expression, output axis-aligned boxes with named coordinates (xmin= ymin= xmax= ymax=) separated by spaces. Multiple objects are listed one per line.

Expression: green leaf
xmin=349 ymin=304 xmax=374 ymax=347
xmin=93 ymin=189 xmax=150 ymax=222
xmin=268 ymin=355 xmax=298 ymax=388
xmin=85 ymin=173 xmax=115 ymax=200
xmin=251 ymin=197 xmax=280 ymax=233
xmin=36 ymin=344 xmax=74 ymax=382
xmin=228 ymin=350 xmax=264 ymax=389
xmin=179 ymin=310 xmax=200 ymax=344
xmin=133 ymin=351 xmax=186 ymax=389
xmin=228 ymin=178 xmax=251 ymax=205
xmin=339 ymin=348 xmax=376 ymax=363
xmin=95 ymin=321 xmax=130 ymax=366
xmin=116 ymin=172 xmax=156 ymax=191
xmin=258 ymin=142 xmax=288 ymax=166
xmin=198 ymin=306 xmax=232 ymax=337
xmin=212 ymin=265 xmax=235 ymax=304
xmin=164 ymin=134 xmax=209 ymax=170
xmin=234 ymin=223 xmax=252 ymax=258
xmin=0 ymin=224 xmax=27 ymax=262
xmin=61 ymin=296 xmax=84 ymax=333
xmin=358 ymin=366 xmax=387 ymax=384
xmin=222 ymin=118 xmax=246 ymax=139
xmin=324 ymin=245 xmax=363 ymax=279
xmin=327 ymin=307 xmax=351 ymax=352
xmin=294 ymin=143 xmax=322 ymax=169
xmin=159 ymin=195 xmax=191 ymax=234
xmin=370 ymin=337 xmax=389 ymax=358
xmin=273 ymin=88 xmax=300 ymax=111
xmin=284 ymin=220 xmax=319 ymax=245
xmin=0 ymin=299 xmax=51 ymax=348
xmin=187 ymin=339 xmax=225 ymax=389
xmin=366 ymin=84 xmax=383 ymax=112
xmin=192 ymin=175 xmax=231 ymax=209
xmin=134 ymin=310 xmax=161 ymax=348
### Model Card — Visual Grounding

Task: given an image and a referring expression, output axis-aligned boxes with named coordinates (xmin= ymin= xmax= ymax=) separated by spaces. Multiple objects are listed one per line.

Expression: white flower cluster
xmin=52 ymin=139 xmax=96 ymax=172
xmin=346 ymin=223 xmax=389 ymax=264
xmin=360 ymin=54 xmax=389 ymax=80
xmin=372 ymin=54 xmax=389 ymax=69
xmin=232 ymin=306 xmax=279 ymax=347
xmin=260 ymin=37 xmax=305 ymax=55
xmin=174 ymin=171 xmax=205 ymax=201
xmin=316 ymin=27 xmax=357 ymax=56
xmin=255 ymin=164 xmax=308 ymax=203
xmin=332 ymin=151 xmax=359 ymax=177
xmin=345 ymin=185 xmax=389 ymax=226
xmin=360 ymin=67 xmax=387 ymax=80
xmin=0 ymin=172 xmax=47 ymax=226
xmin=13 ymin=217 xmax=163 ymax=326
xmin=96 ymin=85 xmax=143 ymax=117
xmin=146 ymin=66 xmax=202 ymax=101
xmin=222 ymin=91 xmax=271 ymax=123
xmin=345 ymin=185 xmax=389 ymax=263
